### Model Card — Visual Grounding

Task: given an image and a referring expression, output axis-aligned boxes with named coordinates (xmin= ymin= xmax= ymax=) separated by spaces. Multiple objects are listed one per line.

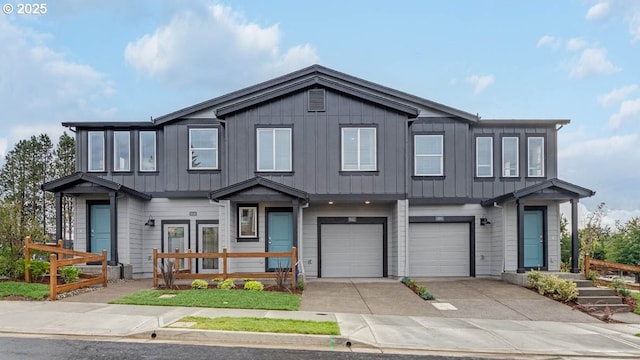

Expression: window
xmin=528 ymin=137 xmax=545 ymax=177
xmin=238 ymin=206 xmax=257 ymax=238
xmin=414 ymin=135 xmax=443 ymax=176
xmin=476 ymin=137 xmax=493 ymax=177
xmin=88 ymin=131 xmax=105 ymax=172
xmin=198 ymin=223 xmax=219 ymax=271
xmin=139 ymin=131 xmax=156 ymax=172
xmin=257 ymin=128 xmax=292 ymax=171
xmin=189 ymin=128 xmax=218 ymax=170
xmin=502 ymin=137 xmax=519 ymax=177
xmin=113 ymin=131 xmax=130 ymax=172
xmin=341 ymin=127 xmax=376 ymax=171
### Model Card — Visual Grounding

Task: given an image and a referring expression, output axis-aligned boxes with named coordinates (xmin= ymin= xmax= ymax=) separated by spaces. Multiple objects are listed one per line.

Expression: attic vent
xmin=308 ymin=89 xmax=325 ymax=112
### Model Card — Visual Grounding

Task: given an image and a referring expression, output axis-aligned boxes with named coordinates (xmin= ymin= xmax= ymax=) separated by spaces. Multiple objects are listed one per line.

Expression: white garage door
xmin=409 ymin=223 xmax=470 ymax=276
xmin=321 ymin=224 xmax=383 ymax=277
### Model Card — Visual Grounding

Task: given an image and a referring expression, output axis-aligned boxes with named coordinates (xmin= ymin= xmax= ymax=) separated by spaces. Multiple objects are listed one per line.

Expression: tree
xmin=579 ymin=202 xmax=610 ymax=260
xmin=606 ymin=217 xmax=640 ymax=266
xmin=53 ymin=132 xmax=76 ymax=240
xmin=560 ymin=215 xmax=571 ymax=265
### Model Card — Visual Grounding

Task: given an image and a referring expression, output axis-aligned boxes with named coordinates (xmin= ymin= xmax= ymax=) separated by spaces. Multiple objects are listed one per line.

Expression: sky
xmin=1 ymin=0 xmax=639 ymax=226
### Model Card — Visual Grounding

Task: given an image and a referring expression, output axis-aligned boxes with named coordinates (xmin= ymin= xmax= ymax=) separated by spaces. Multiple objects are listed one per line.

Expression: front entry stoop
xmin=574 ymin=279 xmax=631 ymax=313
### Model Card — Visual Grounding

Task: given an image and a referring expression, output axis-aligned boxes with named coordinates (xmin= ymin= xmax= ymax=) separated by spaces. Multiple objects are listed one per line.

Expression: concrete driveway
xmin=300 ymin=278 xmax=600 ymax=322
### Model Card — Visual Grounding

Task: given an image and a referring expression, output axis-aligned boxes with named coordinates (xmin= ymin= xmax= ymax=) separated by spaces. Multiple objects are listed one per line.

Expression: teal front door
xmin=90 ymin=204 xmax=111 ymax=260
xmin=267 ymin=210 xmax=293 ymax=270
xmin=524 ymin=209 xmax=544 ymax=268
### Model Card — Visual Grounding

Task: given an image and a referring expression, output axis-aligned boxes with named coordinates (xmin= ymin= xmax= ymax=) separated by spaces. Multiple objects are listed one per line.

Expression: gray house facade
xmin=43 ymin=65 xmax=594 ymax=279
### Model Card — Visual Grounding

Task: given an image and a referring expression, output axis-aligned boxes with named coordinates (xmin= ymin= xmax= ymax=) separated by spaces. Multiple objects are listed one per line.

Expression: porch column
xmin=109 ymin=191 xmax=118 ymax=266
xmin=291 ymin=199 xmax=299 ymax=249
xmin=570 ymin=198 xmax=580 ymax=273
xmin=517 ymin=199 xmax=525 ymax=273
xmin=55 ymin=192 xmax=62 ymax=243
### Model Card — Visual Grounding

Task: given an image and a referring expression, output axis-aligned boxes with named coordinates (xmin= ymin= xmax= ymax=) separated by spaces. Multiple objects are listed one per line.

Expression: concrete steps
xmin=573 ymin=280 xmax=630 ymax=313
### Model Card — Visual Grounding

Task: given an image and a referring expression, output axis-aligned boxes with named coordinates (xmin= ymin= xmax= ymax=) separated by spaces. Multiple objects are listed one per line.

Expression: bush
xmin=553 ymin=280 xmax=578 ymax=302
xmin=0 ymin=256 xmax=25 ymax=279
xmin=528 ymin=271 xmax=578 ymax=302
xmin=60 ymin=266 xmax=80 ymax=283
xmin=296 ymin=280 xmax=305 ymax=291
xmin=244 ymin=280 xmax=264 ymax=291
xmin=527 ymin=270 xmax=543 ymax=288
xmin=400 ymin=276 xmax=411 ymax=284
xmin=610 ymin=276 xmax=624 ymax=291
xmin=191 ymin=279 xmax=209 ymax=290
xmin=417 ymin=286 xmax=426 ymax=294
xmin=28 ymin=259 xmax=50 ymax=281
xmin=421 ymin=290 xmax=435 ymax=300
xmin=536 ymin=275 xmax=559 ymax=296
xmin=212 ymin=277 xmax=223 ymax=283
xmin=217 ymin=278 xmax=235 ymax=290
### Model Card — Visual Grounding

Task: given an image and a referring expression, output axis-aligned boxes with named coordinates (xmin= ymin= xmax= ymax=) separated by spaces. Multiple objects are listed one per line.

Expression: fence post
xmin=101 ymin=250 xmax=108 ymax=287
xmin=291 ymin=247 xmax=297 ymax=291
xmin=153 ymin=248 xmax=158 ymax=288
xmin=222 ymin=247 xmax=228 ymax=279
xmin=187 ymin=249 xmax=192 ymax=273
xmin=25 ymin=236 xmax=31 ymax=283
xmin=584 ymin=254 xmax=591 ymax=279
xmin=175 ymin=248 xmax=180 ymax=271
xmin=49 ymin=253 xmax=57 ymax=301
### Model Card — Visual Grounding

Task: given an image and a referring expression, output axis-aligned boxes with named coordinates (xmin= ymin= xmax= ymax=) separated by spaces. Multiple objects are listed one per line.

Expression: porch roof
xmin=480 ymin=178 xmax=595 ymax=206
xmin=209 ymin=177 xmax=308 ymax=202
xmin=41 ymin=172 xmax=152 ymax=200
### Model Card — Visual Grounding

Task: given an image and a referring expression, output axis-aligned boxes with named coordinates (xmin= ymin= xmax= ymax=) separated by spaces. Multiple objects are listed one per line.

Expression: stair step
xmin=576 ymin=287 xmax=617 ymax=296
xmin=577 ymin=296 xmax=623 ymax=305
xmin=572 ymin=280 xmax=594 ymax=288
xmin=579 ymin=303 xmax=631 ymax=313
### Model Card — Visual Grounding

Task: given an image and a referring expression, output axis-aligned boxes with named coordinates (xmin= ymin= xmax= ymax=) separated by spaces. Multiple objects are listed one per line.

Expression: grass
xmin=0 ymin=281 xmax=49 ymax=300
xmin=110 ymin=289 xmax=300 ymax=310
xmin=632 ymin=293 xmax=640 ymax=315
xmin=178 ymin=316 xmax=340 ymax=335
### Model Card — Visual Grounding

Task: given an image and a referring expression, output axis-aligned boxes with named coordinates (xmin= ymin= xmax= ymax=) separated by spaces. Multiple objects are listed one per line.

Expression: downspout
xmin=403 ymin=199 xmax=409 ymax=277
xmin=297 ymin=201 xmax=310 ymax=282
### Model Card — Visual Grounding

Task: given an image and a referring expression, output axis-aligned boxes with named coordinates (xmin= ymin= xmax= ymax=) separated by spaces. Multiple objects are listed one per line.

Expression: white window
xmin=88 ymin=131 xmax=104 ymax=172
xmin=476 ymin=137 xmax=493 ymax=177
xmin=189 ymin=128 xmax=218 ymax=170
xmin=238 ymin=206 xmax=257 ymax=238
xmin=341 ymin=127 xmax=376 ymax=171
xmin=139 ymin=131 xmax=156 ymax=172
xmin=528 ymin=137 xmax=545 ymax=177
xmin=198 ymin=223 xmax=219 ymax=271
xmin=502 ymin=137 xmax=519 ymax=177
xmin=257 ymin=128 xmax=292 ymax=171
xmin=113 ymin=131 xmax=130 ymax=172
xmin=414 ymin=135 xmax=443 ymax=176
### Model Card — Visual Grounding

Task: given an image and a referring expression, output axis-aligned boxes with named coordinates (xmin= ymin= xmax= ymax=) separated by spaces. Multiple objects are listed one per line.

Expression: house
xmin=42 ymin=65 xmax=594 ymax=280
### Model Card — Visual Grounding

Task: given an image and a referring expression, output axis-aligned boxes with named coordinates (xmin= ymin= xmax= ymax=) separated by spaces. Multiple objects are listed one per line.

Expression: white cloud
xmin=569 ymin=47 xmax=619 ymax=79
xmin=537 ymin=35 xmax=558 ymax=48
xmin=465 ymin=74 xmax=494 ymax=95
xmin=609 ymin=98 xmax=640 ymax=128
xmin=566 ymin=38 xmax=588 ymax=51
xmin=584 ymin=0 xmax=640 ymax=42
xmin=124 ymin=4 xmax=319 ymax=90
xmin=585 ymin=1 xmax=611 ymax=21
xmin=630 ymin=11 xmax=640 ymax=42
xmin=598 ymin=84 xmax=638 ymax=107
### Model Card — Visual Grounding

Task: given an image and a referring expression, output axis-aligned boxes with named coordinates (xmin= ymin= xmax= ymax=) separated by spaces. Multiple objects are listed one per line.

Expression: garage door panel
xmin=321 ymin=224 xmax=383 ymax=277
xmin=409 ymin=223 xmax=470 ymax=277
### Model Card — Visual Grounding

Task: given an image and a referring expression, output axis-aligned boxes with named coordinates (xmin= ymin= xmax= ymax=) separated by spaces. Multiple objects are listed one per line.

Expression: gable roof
xmin=209 ymin=177 xmax=308 ymax=202
xmin=42 ymin=172 xmax=152 ymax=200
xmin=480 ymin=178 xmax=595 ymax=206
xmin=154 ymin=64 xmax=479 ymax=125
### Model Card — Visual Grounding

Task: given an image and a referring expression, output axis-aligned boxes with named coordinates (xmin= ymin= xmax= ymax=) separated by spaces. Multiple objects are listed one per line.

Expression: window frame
xmin=502 ymin=136 xmax=519 ymax=178
xmin=527 ymin=136 xmax=545 ymax=178
xmin=88 ymin=131 xmax=105 ymax=172
xmin=113 ymin=131 xmax=131 ymax=172
xmin=189 ymin=128 xmax=219 ymax=170
xmin=414 ymin=134 xmax=444 ymax=176
xmin=340 ymin=126 xmax=377 ymax=172
xmin=139 ymin=131 xmax=157 ymax=172
xmin=256 ymin=127 xmax=292 ymax=172
xmin=238 ymin=205 xmax=258 ymax=240
xmin=476 ymin=136 xmax=493 ymax=178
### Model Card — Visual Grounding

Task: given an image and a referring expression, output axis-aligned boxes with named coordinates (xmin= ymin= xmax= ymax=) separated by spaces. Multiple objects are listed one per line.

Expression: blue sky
xmin=1 ymin=0 xmax=639 ymax=225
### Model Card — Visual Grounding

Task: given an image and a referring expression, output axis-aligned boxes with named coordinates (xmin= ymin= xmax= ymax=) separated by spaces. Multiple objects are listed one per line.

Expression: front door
xmin=524 ymin=209 xmax=545 ymax=268
xmin=266 ymin=209 xmax=293 ymax=271
xmin=197 ymin=222 xmax=219 ymax=273
xmin=89 ymin=203 xmax=111 ymax=261
xmin=163 ymin=223 xmax=189 ymax=269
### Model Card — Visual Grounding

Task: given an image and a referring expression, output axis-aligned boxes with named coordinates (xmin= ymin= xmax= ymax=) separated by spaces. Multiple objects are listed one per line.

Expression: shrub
xmin=400 ymin=276 xmax=411 ymax=284
xmin=191 ymin=279 xmax=209 ymax=290
xmin=421 ymin=290 xmax=435 ymax=300
xmin=406 ymin=279 xmax=415 ymax=289
xmin=159 ymin=260 xmax=178 ymax=290
xmin=619 ymin=288 xmax=631 ymax=297
xmin=211 ymin=277 xmax=223 ymax=283
xmin=553 ymin=280 xmax=578 ymax=302
xmin=536 ymin=275 xmax=560 ymax=296
xmin=586 ymin=270 xmax=600 ymax=281
xmin=0 ymin=256 xmax=25 ymax=279
xmin=417 ymin=286 xmax=426 ymax=294
xmin=28 ymin=259 xmax=50 ymax=281
xmin=527 ymin=270 xmax=543 ymax=288
xmin=244 ymin=280 xmax=264 ymax=291
xmin=528 ymin=271 xmax=578 ymax=302
xmin=217 ymin=278 xmax=236 ymax=290
xmin=242 ymin=278 xmax=254 ymax=282
xmin=296 ymin=280 xmax=305 ymax=291
xmin=60 ymin=266 xmax=80 ymax=283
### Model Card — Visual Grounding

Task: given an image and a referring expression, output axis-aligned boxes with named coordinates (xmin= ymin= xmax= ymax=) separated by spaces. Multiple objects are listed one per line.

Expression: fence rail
xmin=584 ymin=254 xmax=640 ymax=290
xmin=24 ymin=236 xmax=107 ymax=300
xmin=152 ymin=247 xmax=297 ymax=290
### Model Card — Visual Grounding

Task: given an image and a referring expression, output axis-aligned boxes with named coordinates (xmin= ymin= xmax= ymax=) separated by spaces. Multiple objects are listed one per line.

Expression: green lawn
xmin=178 ymin=316 xmax=340 ymax=335
xmin=110 ymin=289 xmax=300 ymax=310
xmin=0 ymin=281 xmax=49 ymax=300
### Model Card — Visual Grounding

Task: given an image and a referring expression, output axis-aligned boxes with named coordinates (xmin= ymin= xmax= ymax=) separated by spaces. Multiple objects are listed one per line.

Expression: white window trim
xmin=414 ymin=134 xmax=444 ymax=176
xmin=113 ymin=131 xmax=131 ymax=172
xmin=189 ymin=128 xmax=218 ymax=170
xmin=502 ymin=137 xmax=519 ymax=177
xmin=341 ymin=127 xmax=377 ymax=171
xmin=238 ymin=206 xmax=257 ymax=238
xmin=476 ymin=137 xmax=493 ymax=177
xmin=139 ymin=131 xmax=157 ymax=172
xmin=528 ymin=137 xmax=545 ymax=177
xmin=88 ymin=131 xmax=104 ymax=172
xmin=256 ymin=128 xmax=292 ymax=172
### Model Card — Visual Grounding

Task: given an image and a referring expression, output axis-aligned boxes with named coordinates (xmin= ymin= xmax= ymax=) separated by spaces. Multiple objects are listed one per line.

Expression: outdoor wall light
xmin=144 ymin=216 xmax=155 ymax=227
xmin=480 ymin=217 xmax=491 ymax=226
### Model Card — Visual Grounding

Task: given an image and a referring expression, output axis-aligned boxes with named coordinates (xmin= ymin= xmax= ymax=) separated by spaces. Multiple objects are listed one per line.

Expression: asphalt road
xmin=0 ymin=336 xmax=496 ymax=360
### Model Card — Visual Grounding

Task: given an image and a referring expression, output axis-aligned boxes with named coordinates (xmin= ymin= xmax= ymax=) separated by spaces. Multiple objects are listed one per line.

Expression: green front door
xmin=90 ymin=204 xmax=111 ymax=260
xmin=524 ymin=209 xmax=544 ymax=268
xmin=267 ymin=211 xmax=293 ymax=270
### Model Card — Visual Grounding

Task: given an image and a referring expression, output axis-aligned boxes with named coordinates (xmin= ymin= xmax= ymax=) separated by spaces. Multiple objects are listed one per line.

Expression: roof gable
xmin=209 ymin=177 xmax=308 ymax=202
xmin=42 ymin=172 xmax=152 ymax=200
xmin=481 ymin=178 xmax=595 ymax=206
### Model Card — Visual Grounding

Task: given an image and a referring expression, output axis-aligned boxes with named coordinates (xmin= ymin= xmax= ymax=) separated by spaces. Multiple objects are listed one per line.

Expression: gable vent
xmin=308 ymin=89 xmax=326 ymax=112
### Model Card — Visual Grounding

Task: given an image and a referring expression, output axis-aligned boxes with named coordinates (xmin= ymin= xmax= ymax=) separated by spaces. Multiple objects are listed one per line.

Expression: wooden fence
xmin=584 ymin=254 xmax=640 ymax=290
xmin=24 ymin=236 xmax=107 ymax=300
xmin=153 ymin=247 xmax=297 ymax=290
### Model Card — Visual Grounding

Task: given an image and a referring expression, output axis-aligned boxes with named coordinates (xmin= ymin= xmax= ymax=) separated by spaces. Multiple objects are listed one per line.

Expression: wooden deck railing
xmin=584 ymin=254 xmax=640 ymax=290
xmin=24 ymin=236 xmax=107 ymax=300
xmin=152 ymin=247 xmax=297 ymax=290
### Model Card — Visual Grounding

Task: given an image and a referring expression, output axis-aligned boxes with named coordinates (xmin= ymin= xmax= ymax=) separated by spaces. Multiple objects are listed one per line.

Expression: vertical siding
xmin=128 ymin=198 xmax=144 ymax=277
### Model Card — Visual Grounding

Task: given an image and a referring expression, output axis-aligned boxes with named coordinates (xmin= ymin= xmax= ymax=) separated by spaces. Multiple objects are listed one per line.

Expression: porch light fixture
xmin=328 ymin=200 xmax=334 ymax=205
xmin=480 ymin=217 xmax=491 ymax=226
xmin=144 ymin=216 xmax=155 ymax=227
xmin=364 ymin=200 xmax=371 ymax=205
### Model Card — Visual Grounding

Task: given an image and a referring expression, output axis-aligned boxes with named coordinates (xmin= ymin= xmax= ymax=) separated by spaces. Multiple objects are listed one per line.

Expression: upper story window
xmin=257 ymin=128 xmax=292 ymax=172
xmin=502 ymin=137 xmax=519 ymax=177
xmin=528 ymin=137 xmax=545 ymax=177
xmin=476 ymin=137 xmax=493 ymax=177
xmin=113 ymin=131 xmax=130 ymax=172
xmin=88 ymin=131 xmax=105 ymax=172
xmin=139 ymin=131 xmax=156 ymax=172
xmin=414 ymin=135 xmax=443 ymax=176
xmin=189 ymin=128 xmax=218 ymax=170
xmin=341 ymin=127 xmax=376 ymax=171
